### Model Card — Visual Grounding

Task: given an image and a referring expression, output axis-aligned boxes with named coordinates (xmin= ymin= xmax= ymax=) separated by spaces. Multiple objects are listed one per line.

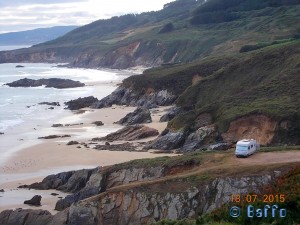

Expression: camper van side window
xmin=251 ymin=145 xmax=253 ymax=148
xmin=248 ymin=146 xmax=250 ymax=150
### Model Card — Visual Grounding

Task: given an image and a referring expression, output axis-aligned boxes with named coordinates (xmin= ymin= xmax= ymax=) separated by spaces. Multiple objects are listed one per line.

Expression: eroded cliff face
xmin=66 ymin=171 xmax=282 ymax=225
xmin=222 ymin=115 xmax=278 ymax=145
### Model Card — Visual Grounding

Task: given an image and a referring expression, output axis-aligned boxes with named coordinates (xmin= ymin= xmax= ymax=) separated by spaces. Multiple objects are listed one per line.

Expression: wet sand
xmin=0 ymin=105 xmax=173 ymax=213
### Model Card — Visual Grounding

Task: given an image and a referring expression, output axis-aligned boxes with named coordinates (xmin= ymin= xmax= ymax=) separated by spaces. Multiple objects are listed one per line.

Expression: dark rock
xmin=105 ymin=142 xmax=110 ymax=146
xmin=159 ymin=106 xmax=183 ymax=122
xmin=92 ymin=87 xmax=177 ymax=109
xmin=64 ymin=96 xmax=98 ymax=110
xmin=0 ymin=132 xmax=4 ymax=135
xmin=181 ymin=125 xmax=216 ymax=152
xmin=0 ymin=209 xmax=53 ymax=225
xmin=94 ymin=142 xmax=140 ymax=152
xmin=144 ymin=131 xmax=185 ymax=150
xmin=52 ymin=124 xmax=63 ymax=127
xmin=65 ymin=123 xmax=83 ymax=126
xmin=208 ymin=143 xmax=231 ymax=151
xmin=0 ymin=189 xmax=4 ymax=192
xmin=19 ymin=169 xmax=96 ymax=193
xmin=24 ymin=195 xmax=42 ymax=206
xmin=48 ymin=107 xmax=54 ymax=110
xmin=51 ymin=193 xmax=59 ymax=196
xmin=16 ymin=65 xmax=24 ymax=68
xmin=5 ymin=78 xmax=85 ymax=89
xmin=39 ymin=102 xmax=60 ymax=106
xmin=67 ymin=141 xmax=79 ymax=145
xmin=92 ymin=121 xmax=104 ymax=126
xmin=38 ymin=135 xmax=71 ymax=139
xmin=115 ymin=107 xmax=152 ymax=125
xmin=92 ymin=125 xmax=159 ymax=142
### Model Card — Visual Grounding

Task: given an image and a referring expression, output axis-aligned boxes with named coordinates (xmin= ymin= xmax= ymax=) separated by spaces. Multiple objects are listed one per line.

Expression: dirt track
xmin=234 ymin=151 xmax=300 ymax=165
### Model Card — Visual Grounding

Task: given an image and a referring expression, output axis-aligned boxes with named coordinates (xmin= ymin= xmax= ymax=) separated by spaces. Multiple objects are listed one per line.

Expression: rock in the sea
xmin=0 ymin=132 xmax=4 ymax=135
xmin=67 ymin=141 xmax=79 ymax=145
xmin=39 ymin=102 xmax=60 ymax=106
xmin=52 ymin=124 xmax=63 ymax=127
xmin=115 ymin=107 xmax=152 ymax=125
xmin=24 ymin=195 xmax=42 ymax=206
xmin=0 ymin=189 xmax=4 ymax=192
xmin=92 ymin=121 xmax=104 ymax=126
xmin=16 ymin=65 xmax=24 ymax=68
xmin=38 ymin=135 xmax=71 ymax=139
xmin=5 ymin=78 xmax=85 ymax=89
xmin=93 ymin=125 xmax=159 ymax=142
xmin=64 ymin=96 xmax=98 ymax=110
xmin=159 ymin=106 xmax=183 ymax=122
xmin=144 ymin=130 xmax=185 ymax=150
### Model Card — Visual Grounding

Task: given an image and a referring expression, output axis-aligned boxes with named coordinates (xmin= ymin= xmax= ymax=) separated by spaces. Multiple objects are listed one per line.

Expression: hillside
xmin=94 ymin=40 xmax=300 ymax=148
xmin=0 ymin=0 xmax=299 ymax=68
xmin=0 ymin=26 xmax=78 ymax=46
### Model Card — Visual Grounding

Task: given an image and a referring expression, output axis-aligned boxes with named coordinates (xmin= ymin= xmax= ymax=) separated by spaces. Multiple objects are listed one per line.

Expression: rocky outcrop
xmin=207 ymin=143 xmax=231 ymax=151
xmin=181 ymin=125 xmax=217 ymax=152
xmin=65 ymin=96 xmax=98 ymax=110
xmin=24 ymin=195 xmax=42 ymax=206
xmin=0 ymin=209 xmax=68 ymax=225
xmin=92 ymin=87 xmax=177 ymax=109
xmin=38 ymin=135 xmax=71 ymax=139
xmin=5 ymin=78 xmax=85 ymax=89
xmin=144 ymin=130 xmax=185 ymax=150
xmin=115 ymin=108 xmax=152 ymax=125
xmin=160 ymin=107 xmax=183 ymax=122
xmin=65 ymin=171 xmax=282 ymax=225
xmin=92 ymin=125 xmax=159 ymax=142
xmin=92 ymin=121 xmax=104 ymax=126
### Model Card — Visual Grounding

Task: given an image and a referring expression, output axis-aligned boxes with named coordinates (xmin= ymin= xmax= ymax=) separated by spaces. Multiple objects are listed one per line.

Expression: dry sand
xmin=0 ymin=105 xmax=173 ymax=214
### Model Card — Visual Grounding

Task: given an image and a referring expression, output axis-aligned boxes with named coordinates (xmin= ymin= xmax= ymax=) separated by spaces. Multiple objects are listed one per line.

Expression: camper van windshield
xmin=236 ymin=145 xmax=248 ymax=151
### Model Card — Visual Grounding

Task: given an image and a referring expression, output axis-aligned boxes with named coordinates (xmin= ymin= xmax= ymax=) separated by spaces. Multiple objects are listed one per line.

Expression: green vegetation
xmin=260 ymin=145 xmax=300 ymax=152
xmin=7 ymin=0 xmax=300 ymax=67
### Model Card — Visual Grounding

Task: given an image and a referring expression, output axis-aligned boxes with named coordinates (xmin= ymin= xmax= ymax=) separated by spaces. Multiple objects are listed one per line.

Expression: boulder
xmin=115 ymin=107 xmax=152 ymax=125
xmin=94 ymin=142 xmax=141 ymax=152
xmin=24 ymin=195 xmax=42 ymax=206
xmin=67 ymin=141 xmax=79 ymax=145
xmin=92 ymin=121 xmax=104 ymax=126
xmin=64 ymin=96 xmax=98 ymax=110
xmin=0 ymin=189 xmax=4 ymax=192
xmin=0 ymin=132 xmax=4 ymax=135
xmin=144 ymin=131 xmax=185 ymax=150
xmin=16 ymin=65 xmax=24 ymax=68
xmin=5 ymin=78 xmax=85 ymax=89
xmin=92 ymin=125 xmax=159 ymax=142
xmin=159 ymin=107 xmax=183 ymax=122
xmin=39 ymin=102 xmax=60 ymax=106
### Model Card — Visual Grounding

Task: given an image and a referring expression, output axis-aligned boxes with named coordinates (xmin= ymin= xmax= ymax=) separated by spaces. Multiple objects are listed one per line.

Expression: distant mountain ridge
xmin=0 ymin=26 xmax=78 ymax=46
xmin=0 ymin=0 xmax=299 ymax=68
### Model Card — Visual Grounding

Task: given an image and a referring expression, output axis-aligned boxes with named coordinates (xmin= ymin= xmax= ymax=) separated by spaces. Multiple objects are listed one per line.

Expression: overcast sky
xmin=0 ymin=0 xmax=173 ymax=34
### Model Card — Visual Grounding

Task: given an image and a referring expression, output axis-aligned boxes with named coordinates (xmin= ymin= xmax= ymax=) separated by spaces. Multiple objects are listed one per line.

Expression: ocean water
xmin=0 ymin=63 xmax=129 ymax=163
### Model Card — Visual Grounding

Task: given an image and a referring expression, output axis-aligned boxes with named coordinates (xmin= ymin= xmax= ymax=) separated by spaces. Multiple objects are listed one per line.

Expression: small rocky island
xmin=5 ymin=78 xmax=85 ymax=89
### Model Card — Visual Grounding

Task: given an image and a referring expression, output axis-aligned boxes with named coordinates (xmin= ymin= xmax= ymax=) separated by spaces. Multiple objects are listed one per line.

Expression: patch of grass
xmin=260 ymin=145 xmax=300 ymax=152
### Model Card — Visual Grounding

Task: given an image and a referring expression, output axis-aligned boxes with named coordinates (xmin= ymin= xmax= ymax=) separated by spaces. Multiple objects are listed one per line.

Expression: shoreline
xmin=0 ymin=102 xmax=173 ymax=213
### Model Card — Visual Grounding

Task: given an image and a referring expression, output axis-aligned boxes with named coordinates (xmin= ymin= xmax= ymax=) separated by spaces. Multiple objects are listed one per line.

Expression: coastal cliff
xmin=1 ymin=151 xmax=299 ymax=225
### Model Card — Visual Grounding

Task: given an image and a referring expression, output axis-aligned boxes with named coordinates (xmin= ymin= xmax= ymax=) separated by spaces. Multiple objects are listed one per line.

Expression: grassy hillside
xmin=1 ymin=0 xmax=299 ymax=67
xmin=123 ymin=40 xmax=300 ymax=144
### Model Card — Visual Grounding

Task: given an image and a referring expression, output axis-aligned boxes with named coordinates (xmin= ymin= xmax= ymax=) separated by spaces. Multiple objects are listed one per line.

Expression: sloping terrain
xmin=0 ymin=0 xmax=299 ymax=68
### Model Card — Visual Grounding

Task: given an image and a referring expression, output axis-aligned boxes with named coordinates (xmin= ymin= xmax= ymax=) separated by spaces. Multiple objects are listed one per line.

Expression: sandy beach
xmin=0 ymin=102 xmax=173 ymax=213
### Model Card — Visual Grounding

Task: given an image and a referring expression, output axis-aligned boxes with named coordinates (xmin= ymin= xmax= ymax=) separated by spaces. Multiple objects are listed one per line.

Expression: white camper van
xmin=235 ymin=139 xmax=259 ymax=158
